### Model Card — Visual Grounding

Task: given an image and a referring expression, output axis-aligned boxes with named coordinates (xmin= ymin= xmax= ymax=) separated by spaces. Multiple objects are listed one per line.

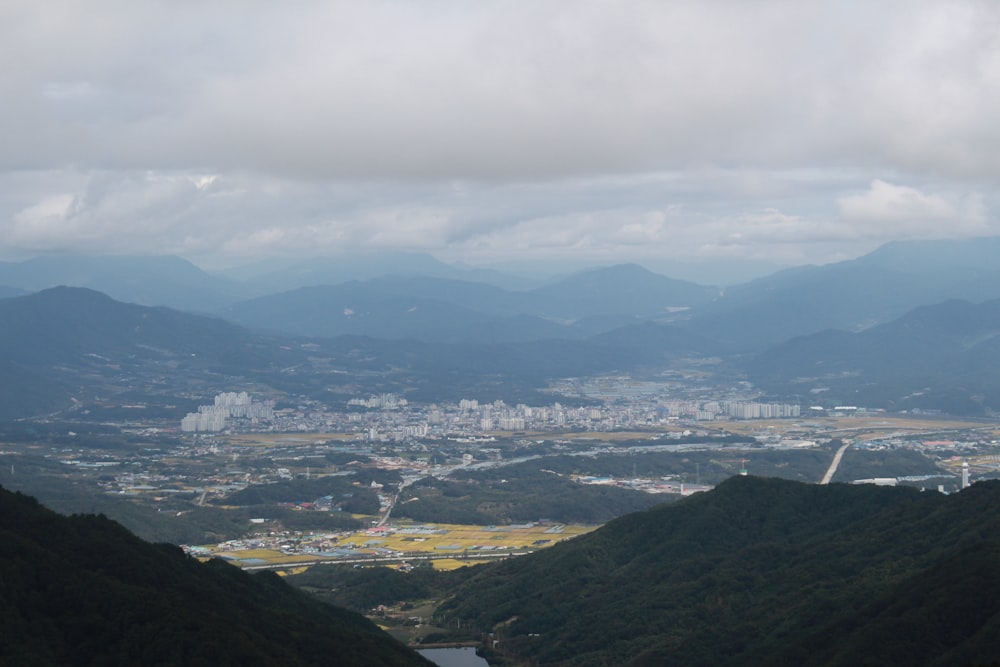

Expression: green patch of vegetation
xmin=435 ymin=476 xmax=1000 ymax=666
xmin=395 ymin=467 xmax=666 ymax=525
xmin=0 ymin=485 xmax=431 ymax=666
xmin=288 ymin=563 xmax=479 ymax=612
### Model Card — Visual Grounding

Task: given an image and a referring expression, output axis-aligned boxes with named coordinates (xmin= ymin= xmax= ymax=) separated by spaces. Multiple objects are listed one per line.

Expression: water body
xmin=417 ymin=646 xmax=489 ymax=667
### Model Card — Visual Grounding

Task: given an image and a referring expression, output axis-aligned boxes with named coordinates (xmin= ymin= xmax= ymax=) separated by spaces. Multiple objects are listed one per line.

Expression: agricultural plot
xmin=204 ymin=520 xmax=595 ymax=570
xmin=342 ymin=522 xmax=592 ymax=554
xmin=713 ymin=415 xmax=990 ymax=439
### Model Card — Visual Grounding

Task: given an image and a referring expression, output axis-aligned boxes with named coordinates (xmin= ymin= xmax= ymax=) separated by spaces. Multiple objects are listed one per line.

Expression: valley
xmin=3 ymin=239 xmax=1000 ymax=665
xmin=8 ymin=8 xmax=1000 ymax=662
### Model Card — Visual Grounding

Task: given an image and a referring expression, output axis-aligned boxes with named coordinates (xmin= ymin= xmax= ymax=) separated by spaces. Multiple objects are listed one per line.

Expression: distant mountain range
xmin=4 ymin=237 xmax=1000 ymax=416
xmin=5 ymin=237 xmax=999 ymax=351
xmin=0 ymin=287 xmax=715 ymax=420
xmin=437 ymin=475 xmax=1000 ymax=666
xmin=0 ymin=485 xmax=430 ymax=666
xmin=220 ymin=264 xmax=716 ymax=341
xmin=220 ymin=251 xmax=541 ymax=292
xmin=685 ymin=236 xmax=1000 ymax=351
xmin=748 ymin=298 xmax=1000 ymax=414
xmin=0 ymin=286 xmax=343 ymax=420
xmin=0 ymin=255 xmax=247 ymax=312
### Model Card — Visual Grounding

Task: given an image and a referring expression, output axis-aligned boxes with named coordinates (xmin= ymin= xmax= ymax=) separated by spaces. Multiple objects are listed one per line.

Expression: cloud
xmin=0 ymin=1 xmax=999 ymax=272
xmin=837 ymin=180 xmax=956 ymax=222
xmin=2 ymin=1 xmax=999 ymax=181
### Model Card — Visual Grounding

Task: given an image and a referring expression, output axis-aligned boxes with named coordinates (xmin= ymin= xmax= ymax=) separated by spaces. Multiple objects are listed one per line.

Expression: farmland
xmin=204 ymin=519 xmax=596 ymax=571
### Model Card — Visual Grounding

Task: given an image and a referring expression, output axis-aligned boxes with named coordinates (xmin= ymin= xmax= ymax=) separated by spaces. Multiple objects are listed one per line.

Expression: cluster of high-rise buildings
xmin=697 ymin=401 xmax=801 ymax=421
xmin=182 ymin=388 xmax=803 ymax=438
xmin=348 ymin=393 xmax=409 ymax=409
xmin=180 ymin=392 xmax=275 ymax=432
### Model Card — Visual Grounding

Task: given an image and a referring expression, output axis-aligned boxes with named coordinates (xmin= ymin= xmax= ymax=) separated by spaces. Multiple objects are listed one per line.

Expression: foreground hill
xmin=748 ymin=298 xmax=1000 ymax=414
xmin=0 ymin=485 xmax=430 ymax=666
xmin=437 ymin=476 xmax=1000 ymax=666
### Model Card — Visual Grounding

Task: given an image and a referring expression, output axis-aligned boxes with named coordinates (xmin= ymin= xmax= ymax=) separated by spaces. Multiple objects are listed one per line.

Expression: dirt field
xmin=224 ymin=433 xmax=360 ymax=446
xmin=713 ymin=415 xmax=993 ymax=439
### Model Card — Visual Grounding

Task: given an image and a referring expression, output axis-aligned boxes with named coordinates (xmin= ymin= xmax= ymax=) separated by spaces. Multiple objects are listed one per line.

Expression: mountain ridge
xmin=748 ymin=297 xmax=1000 ymax=413
xmin=0 ymin=484 xmax=431 ymax=666
xmin=436 ymin=475 xmax=1000 ymax=666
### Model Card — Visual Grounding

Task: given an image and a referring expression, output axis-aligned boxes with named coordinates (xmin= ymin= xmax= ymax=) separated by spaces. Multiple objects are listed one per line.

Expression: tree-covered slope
xmin=0 ymin=485 xmax=430 ymax=666
xmin=436 ymin=476 xmax=1000 ymax=666
xmin=394 ymin=467 xmax=666 ymax=525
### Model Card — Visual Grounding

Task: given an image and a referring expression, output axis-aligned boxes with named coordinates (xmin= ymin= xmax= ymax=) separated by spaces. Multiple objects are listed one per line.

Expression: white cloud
xmin=837 ymin=180 xmax=956 ymax=222
xmin=2 ymin=0 xmax=998 ymax=181
xmin=13 ymin=194 xmax=74 ymax=226
xmin=0 ymin=1 xmax=999 ymax=272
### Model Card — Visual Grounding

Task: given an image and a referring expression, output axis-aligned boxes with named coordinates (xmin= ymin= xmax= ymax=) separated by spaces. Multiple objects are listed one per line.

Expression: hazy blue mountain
xmin=437 ymin=475 xmax=1000 ymax=666
xmin=222 ymin=251 xmax=538 ymax=292
xmin=0 ymin=286 xmax=712 ymax=419
xmin=852 ymin=235 xmax=1000 ymax=275
xmin=528 ymin=263 xmax=718 ymax=319
xmin=220 ymin=280 xmax=576 ymax=342
xmin=0 ymin=287 xmax=289 ymax=419
xmin=948 ymin=267 xmax=1000 ymax=303
xmin=0 ymin=486 xmax=431 ymax=666
xmin=748 ymin=298 xmax=1000 ymax=414
xmin=687 ymin=236 xmax=1000 ymax=351
xmin=0 ymin=285 xmax=26 ymax=299
xmin=589 ymin=320 xmax=721 ymax=363
xmin=221 ymin=265 xmax=718 ymax=341
xmin=0 ymin=285 xmax=253 ymax=365
xmin=224 ymin=286 xmax=492 ymax=337
xmin=0 ymin=255 xmax=246 ymax=311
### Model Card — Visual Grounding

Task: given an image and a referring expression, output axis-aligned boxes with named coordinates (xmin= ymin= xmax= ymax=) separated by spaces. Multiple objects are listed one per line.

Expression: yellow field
xmin=224 ymin=433 xmax=360 ymax=446
xmin=341 ymin=522 xmax=594 ymax=554
xmin=429 ymin=558 xmax=481 ymax=571
xmin=207 ymin=521 xmax=595 ymax=570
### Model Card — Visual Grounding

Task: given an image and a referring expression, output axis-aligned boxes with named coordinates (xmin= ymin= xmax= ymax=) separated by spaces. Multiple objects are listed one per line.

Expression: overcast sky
xmin=2 ymin=0 xmax=999 ymax=280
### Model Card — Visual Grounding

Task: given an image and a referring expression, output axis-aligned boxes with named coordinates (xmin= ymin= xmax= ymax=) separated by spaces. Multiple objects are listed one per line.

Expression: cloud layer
xmin=2 ymin=1 xmax=999 ymax=275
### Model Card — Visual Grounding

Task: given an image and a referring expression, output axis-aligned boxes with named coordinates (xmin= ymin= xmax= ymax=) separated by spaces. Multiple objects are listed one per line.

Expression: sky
xmin=2 ymin=0 xmax=999 ymax=281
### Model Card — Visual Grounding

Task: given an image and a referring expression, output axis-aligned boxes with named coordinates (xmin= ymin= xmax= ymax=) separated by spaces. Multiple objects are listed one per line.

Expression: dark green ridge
xmin=0 ymin=484 xmax=431 ymax=667
xmin=437 ymin=475 xmax=1000 ymax=666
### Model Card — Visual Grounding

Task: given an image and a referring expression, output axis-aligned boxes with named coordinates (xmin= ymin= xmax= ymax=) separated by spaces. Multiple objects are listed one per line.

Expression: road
xmin=240 ymin=550 xmax=534 ymax=571
xmin=820 ymin=441 xmax=851 ymax=485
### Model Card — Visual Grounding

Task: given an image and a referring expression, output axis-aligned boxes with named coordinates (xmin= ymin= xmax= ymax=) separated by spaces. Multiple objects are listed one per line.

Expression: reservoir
xmin=417 ymin=646 xmax=489 ymax=667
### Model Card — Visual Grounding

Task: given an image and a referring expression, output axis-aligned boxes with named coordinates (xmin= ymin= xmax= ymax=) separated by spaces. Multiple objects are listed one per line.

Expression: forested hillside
xmin=0 ymin=486 xmax=430 ymax=666
xmin=437 ymin=476 xmax=1000 ymax=666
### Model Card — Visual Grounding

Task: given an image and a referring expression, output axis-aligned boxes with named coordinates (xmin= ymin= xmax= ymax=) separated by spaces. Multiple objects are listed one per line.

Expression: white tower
xmin=962 ymin=461 xmax=970 ymax=490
